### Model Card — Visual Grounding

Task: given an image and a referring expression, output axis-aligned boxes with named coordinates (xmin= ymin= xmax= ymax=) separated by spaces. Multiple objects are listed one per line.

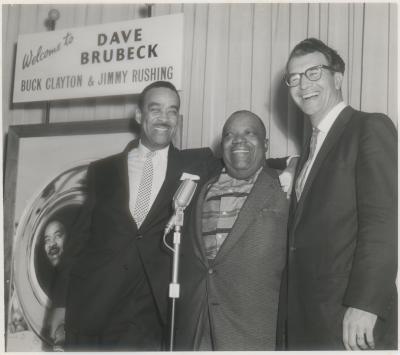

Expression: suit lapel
xmin=214 ymin=166 xmax=282 ymax=263
xmin=115 ymin=139 xmax=139 ymax=232
xmin=191 ymin=175 xmax=220 ymax=267
xmin=292 ymin=106 xmax=354 ymax=231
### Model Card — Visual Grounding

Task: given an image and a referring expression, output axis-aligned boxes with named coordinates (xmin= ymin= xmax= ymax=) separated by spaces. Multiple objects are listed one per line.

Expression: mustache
xmin=48 ymin=245 xmax=60 ymax=255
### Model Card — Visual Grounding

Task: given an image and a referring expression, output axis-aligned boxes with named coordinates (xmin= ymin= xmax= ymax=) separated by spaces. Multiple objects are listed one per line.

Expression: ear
xmin=264 ymin=138 xmax=269 ymax=152
xmin=334 ymin=72 xmax=344 ymax=90
xmin=135 ymin=107 xmax=142 ymax=125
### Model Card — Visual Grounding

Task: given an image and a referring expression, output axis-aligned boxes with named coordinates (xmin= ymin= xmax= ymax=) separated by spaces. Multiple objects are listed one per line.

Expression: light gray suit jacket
xmin=175 ymin=163 xmax=289 ymax=350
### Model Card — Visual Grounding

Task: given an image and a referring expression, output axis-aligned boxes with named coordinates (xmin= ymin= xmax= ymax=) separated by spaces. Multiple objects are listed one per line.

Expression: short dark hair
xmin=287 ymin=38 xmax=345 ymax=74
xmin=138 ymin=81 xmax=180 ymax=110
xmin=225 ymin=110 xmax=267 ymax=139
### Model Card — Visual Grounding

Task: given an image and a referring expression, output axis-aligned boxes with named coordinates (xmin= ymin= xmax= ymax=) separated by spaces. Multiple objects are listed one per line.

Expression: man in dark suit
xmin=282 ymin=38 xmax=397 ymax=350
xmin=48 ymin=81 xmax=216 ymax=350
xmin=175 ymin=110 xmax=290 ymax=350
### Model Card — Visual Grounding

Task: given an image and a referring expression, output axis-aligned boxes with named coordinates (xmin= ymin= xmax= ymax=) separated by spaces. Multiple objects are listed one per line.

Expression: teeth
xmin=302 ymin=92 xmax=318 ymax=99
xmin=233 ymin=149 xmax=249 ymax=153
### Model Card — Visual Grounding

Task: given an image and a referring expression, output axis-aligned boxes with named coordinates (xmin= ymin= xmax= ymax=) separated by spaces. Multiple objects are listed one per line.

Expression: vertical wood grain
xmin=327 ymin=3 xmax=349 ymax=102
xmin=387 ymin=3 xmax=397 ymax=125
xmin=184 ymin=4 xmax=208 ymax=148
xmin=251 ymin=3 xmax=272 ymax=143
xmin=269 ymin=3 xmax=291 ymax=158
xmin=361 ymin=3 xmax=389 ymax=114
xmin=225 ymin=3 xmax=253 ymax=114
xmin=202 ymin=4 xmax=230 ymax=151
xmin=2 ymin=4 xmax=397 ymax=149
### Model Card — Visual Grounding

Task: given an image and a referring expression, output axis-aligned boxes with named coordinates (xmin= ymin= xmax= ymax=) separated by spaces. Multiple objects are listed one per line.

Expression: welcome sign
xmin=13 ymin=13 xmax=183 ymax=103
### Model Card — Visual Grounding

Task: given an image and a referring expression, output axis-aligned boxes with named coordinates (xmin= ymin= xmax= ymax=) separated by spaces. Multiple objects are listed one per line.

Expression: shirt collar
xmin=315 ymin=101 xmax=347 ymax=134
xmin=137 ymin=140 xmax=170 ymax=158
xmin=220 ymin=166 xmax=263 ymax=185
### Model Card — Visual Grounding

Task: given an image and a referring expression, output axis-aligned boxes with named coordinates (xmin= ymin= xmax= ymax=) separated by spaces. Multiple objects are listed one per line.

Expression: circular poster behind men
xmin=12 ymin=164 xmax=88 ymax=347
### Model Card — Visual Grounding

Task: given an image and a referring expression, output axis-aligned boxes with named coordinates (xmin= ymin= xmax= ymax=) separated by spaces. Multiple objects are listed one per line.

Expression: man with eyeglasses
xmin=280 ymin=38 xmax=397 ymax=350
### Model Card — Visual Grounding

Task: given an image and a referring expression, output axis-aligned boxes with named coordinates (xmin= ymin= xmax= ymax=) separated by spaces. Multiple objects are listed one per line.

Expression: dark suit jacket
xmin=175 ymin=163 xmax=289 ymax=350
xmin=52 ymin=140 xmax=217 ymax=350
xmin=285 ymin=106 xmax=397 ymax=350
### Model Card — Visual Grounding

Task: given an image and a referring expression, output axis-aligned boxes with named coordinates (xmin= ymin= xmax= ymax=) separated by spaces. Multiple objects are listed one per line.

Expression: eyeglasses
xmin=284 ymin=65 xmax=335 ymax=87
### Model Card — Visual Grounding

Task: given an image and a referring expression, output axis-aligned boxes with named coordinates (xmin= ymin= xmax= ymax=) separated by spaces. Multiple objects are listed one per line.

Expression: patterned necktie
xmin=134 ymin=151 xmax=156 ymax=227
xmin=295 ymin=127 xmax=319 ymax=201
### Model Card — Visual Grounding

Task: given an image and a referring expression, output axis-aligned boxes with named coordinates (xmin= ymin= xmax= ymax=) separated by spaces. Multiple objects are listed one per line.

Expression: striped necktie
xmin=295 ymin=127 xmax=319 ymax=201
xmin=134 ymin=151 xmax=156 ymax=227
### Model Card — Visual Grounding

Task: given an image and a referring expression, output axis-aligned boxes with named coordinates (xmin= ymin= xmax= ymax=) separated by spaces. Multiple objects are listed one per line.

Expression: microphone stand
xmin=168 ymin=208 xmax=184 ymax=351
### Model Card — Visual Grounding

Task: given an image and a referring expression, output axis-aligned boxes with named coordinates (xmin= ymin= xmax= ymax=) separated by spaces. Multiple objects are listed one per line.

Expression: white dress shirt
xmin=301 ymin=101 xmax=347 ymax=185
xmin=127 ymin=142 xmax=169 ymax=219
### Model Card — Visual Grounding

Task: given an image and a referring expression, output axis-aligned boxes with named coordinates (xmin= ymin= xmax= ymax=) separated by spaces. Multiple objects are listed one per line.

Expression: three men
xmin=175 ymin=111 xmax=289 ymax=350
xmin=283 ymin=38 xmax=397 ymax=350
xmin=50 ymin=81 xmax=216 ymax=350
xmin=50 ymin=36 xmax=397 ymax=351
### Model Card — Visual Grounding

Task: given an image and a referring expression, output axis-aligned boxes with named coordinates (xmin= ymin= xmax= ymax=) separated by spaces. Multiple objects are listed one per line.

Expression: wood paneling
xmin=2 ymin=3 xmax=397 ymax=153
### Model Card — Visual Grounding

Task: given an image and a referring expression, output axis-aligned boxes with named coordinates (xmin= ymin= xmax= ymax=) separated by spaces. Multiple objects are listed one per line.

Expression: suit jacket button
xmin=208 ymin=268 xmax=214 ymax=274
xmin=290 ymin=246 xmax=296 ymax=252
xmin=137 ymin=235 xmax=143 ymax=239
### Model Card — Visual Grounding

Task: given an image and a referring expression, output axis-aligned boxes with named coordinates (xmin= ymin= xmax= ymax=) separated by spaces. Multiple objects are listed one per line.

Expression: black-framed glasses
xmin=284 ymin=65 xmax=335 ymax=87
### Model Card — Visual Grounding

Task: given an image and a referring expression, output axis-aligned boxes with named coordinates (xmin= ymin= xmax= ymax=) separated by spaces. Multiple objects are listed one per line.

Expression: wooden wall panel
xmin=251 ymin=3 xmax=272 ymax=142
xmin=347 ymin=3 xmax=364 ymax=110
xmin=269 ymin=3 xmax=291 ymax=157
xmin=318 ymin=3 xmax=329 ymax=43
xmin=387 ymin=3 xmax=397 ymax=124
xmin=361 ymin=4 xmax=389 ymax=114
xmin=307 ymin=4 xmax=320 ymax=38
xmin=288 ymin=4 xmax=309 ymax=154
xmin=183 ymin=4 xmax=208 ymax=148
xmin=202 ymin=4 xmax=230 ymax=151
xmin=225 ymin=4 xmax=253 ymax=114
xmin=178 ymin=4 xmax=196 ymax=148
xmin=2 ymin=3 xmax=397 ymax=152
xmin=328 ymin=4 xmax=349 ymax=102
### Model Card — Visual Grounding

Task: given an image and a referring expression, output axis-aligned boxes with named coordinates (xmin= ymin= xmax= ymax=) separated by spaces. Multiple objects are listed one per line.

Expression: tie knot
xmin=145 ymin=151 xmax=156 ymax=160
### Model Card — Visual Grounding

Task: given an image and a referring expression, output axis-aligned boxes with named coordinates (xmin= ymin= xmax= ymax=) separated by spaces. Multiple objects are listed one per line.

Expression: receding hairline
xmin=224 ymin=110 xmax=267 ymax=139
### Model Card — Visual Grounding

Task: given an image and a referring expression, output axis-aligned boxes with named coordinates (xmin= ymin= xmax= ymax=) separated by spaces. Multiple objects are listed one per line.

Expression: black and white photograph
xmin=2 ymin=2 xmax=397 ymax=352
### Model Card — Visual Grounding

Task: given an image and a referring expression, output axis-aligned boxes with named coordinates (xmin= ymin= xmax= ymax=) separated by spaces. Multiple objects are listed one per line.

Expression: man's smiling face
xmin=43 ymin=221 xmax=66 ymax=267
xmin=288 ymin=51 xmax=343 ymax=125
xmin=222 ymin=112 xmax=267 ymax=180
xmin=138 ymin=87 xmax=179 ymax=151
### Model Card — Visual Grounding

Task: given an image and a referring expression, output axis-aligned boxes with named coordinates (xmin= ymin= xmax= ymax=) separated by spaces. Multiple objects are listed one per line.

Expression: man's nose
xmin=158 ymin=110 xmax=169 ymax=122
xmin=232 ymin=134 xmax=245 ymax=143
xmin=299 ymin=73 xmax=311 ymax=89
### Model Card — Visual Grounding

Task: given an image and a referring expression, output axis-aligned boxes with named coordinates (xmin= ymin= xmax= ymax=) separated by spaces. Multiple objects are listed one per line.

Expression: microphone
xmin=165 ymin=178 xmax=198 ymax=233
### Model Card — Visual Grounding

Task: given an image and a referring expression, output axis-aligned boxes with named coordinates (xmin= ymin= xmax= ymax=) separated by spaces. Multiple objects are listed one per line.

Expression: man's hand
xmin=279 ymin=156 xmax=299 ymax=199
xmin=342 ymin=307 xmax=377 ymax=350
xmin=48 ymin=307 xmax=66 ymax=347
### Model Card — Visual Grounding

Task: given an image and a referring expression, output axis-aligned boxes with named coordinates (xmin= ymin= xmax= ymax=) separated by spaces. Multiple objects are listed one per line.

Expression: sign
xmin=13 ymin=14 xmax=183 ymax=103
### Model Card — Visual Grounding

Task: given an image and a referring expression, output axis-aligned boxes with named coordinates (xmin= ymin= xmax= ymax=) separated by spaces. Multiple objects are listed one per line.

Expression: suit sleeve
xmin=343 ymin=114 xmax=397 ymax=319
xmin=266 ymin=157 xmax=289 ymax=170
xmin=203 ymin=148 xmax=222 ymax=178
xmin=51 ymin=163 xmax=96 ymax=307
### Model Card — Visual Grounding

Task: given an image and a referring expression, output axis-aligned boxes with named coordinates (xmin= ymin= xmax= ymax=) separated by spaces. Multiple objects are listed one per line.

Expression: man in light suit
xmin=48 ymin=81 xmax=217 ymax=350
xmin=281 ymin=38 xmax=397 ymax=350
xmin=175 ymin=110 xmax=290 ymax=350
